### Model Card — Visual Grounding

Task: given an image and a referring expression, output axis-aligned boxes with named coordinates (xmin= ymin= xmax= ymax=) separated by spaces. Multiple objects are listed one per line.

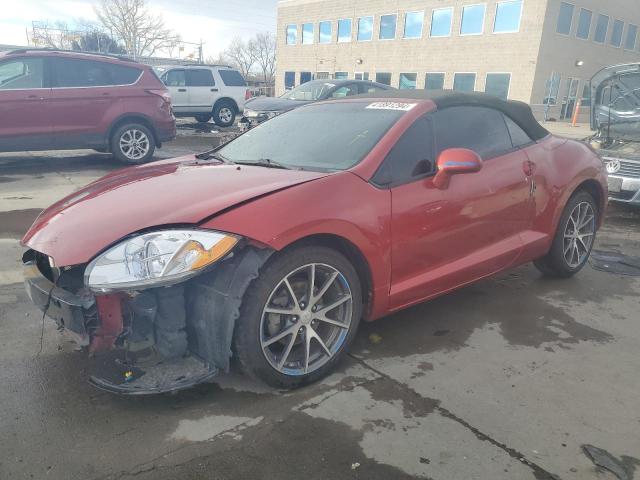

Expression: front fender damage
xmin=84 ymin=245 xmax=274 ymax=394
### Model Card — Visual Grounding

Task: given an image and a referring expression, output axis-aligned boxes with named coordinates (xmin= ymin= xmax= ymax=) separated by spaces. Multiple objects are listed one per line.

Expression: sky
xmin=0 ymin=0 xmax=278 ymax=58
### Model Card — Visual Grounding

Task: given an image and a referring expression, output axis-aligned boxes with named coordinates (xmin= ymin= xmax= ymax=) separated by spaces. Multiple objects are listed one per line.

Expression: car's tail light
xmin=146 ymin=89 xmax=172 ymax=105
xmin=245 ymin=89 xmax=252 ymax=100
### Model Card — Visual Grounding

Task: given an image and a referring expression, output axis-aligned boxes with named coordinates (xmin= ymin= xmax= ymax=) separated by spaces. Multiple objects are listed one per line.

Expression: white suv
xmin=156 ymin=65 xmax=249 ymax=127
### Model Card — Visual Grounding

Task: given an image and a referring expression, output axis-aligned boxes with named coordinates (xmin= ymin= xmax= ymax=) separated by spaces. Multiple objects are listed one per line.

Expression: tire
xmin=234 ymin=246 xmax=362 ymax=389
xmin=195 ymin=114 xmax=211 ymax=123
xmin=111 ymin=123 xmax=155 ymax=164
xmin=212 ymin=101 xmax=236 ymax=127
xmin=534 ymin=190 xmax=598 ymax=278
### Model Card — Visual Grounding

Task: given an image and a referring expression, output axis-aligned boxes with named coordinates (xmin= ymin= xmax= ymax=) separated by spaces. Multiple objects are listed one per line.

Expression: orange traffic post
xmin=572 ymin=98 xmax=582 ymax=127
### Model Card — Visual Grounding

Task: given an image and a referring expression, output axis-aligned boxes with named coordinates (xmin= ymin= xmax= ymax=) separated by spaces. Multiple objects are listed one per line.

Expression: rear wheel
xmin=534 ymin=191 xmax=598 ymax=278
xmin=195 ymin=114 xmax=211 ymax=123
xmin=234 ymin=246 xmax=362 ymax=389
xmin=111 ymin=123 xmax=155 ymax=164
xmin=213 ymin=101 xmax=236 ymax=127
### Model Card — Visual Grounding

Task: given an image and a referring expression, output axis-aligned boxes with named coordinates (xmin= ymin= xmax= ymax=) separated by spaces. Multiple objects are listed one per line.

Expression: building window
xmin=376 ymin=72 xmax=392 ymax=86
xmin=461 ymin=4 xmax=486 ymax=35
xmin=316 ymin=71 xmax=330 ymax=80
xmin=300 ymin=72 xmax=312 ymax=84
xmin=453 ymin=73 xmax=476 ymax=92
xmin=285 ymin=71 xmax=295 ymax=89
xmin=404 ymin=11 xmax=424 ymax=39
xmin=485 ymin=73 xmax=511 ymax=100
xmin=544 ymin=72 xmax=561 ymax=105
xmin=581 ymin=83 xmax=591 ymax=103
xmin=624 ymin=24 xmax=638 ymax=50
xmin=302 ymin=23 xmax=314 ymax=44
xmin=379 ymin=14 xmax=397 ymax=40
xmin=357 ymin=16 xmax=373 ymax=41
xmin=493 ymin=0 xmax=522 ymax=33
xmin=576 ymin=9 xmax=592 ymax=39
xmin=319 ymin=21 xmax=332 ymax=43
xmin=556 ymin=2 xmax=574 ymax=35
xmin=594 ymin=14 xmax=609 ymax=43
xmin=431 ymin=8 xmax=453 ymax=37
xmin=334 ymin=71 xmax=348 ymax=80
xmin=425 ymin=73 xmax=445 ymax=90
xmin=338 ymin=19 xmax=352 ymax=42
xmin=355 ymin=72 xmax=369 ymax=80
xmin=611 ymin=20 xmax=624 ymax=47
xmin=399 ymin=73 xmax=417 ymax=89
xmin=286 ymin=25 xmax=297 ymax=45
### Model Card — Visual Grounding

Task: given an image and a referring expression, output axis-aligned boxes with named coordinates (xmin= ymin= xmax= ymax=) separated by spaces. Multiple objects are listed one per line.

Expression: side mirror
xmin=433 ymin=148 xmax=482 ymax=189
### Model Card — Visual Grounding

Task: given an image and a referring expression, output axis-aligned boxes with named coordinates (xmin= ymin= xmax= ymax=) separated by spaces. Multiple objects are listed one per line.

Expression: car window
xmin=503 ymin=115 xmax=533 ymax=147
xmin=331 ymin=84 xmax=358 ymax=98
xmin=218 ymin=70 xmax=246 ymax=86
xmin=164 ymin=69 xmax=186 ymax=87
xmin=51 ymin=58 xmax=141 ymax=88
xmin=432 ymin=106 xmax=513 ymax=160
xmin=186 ymin=69 xmax=215 ymax=87
xmin=0 ymin=57 xmax=44 ymax=89
xmin=374 ymin=115 xmax=434 ymax=186
xmin=358 ymin=83 xmax=387 ymax=94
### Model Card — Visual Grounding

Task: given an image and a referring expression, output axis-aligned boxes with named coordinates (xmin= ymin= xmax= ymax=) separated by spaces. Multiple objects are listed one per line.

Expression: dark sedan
xmin=240 ymin=79 xmax=393 ymax=128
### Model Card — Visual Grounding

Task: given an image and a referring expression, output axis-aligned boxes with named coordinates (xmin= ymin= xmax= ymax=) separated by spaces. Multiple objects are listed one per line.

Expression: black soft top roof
xmin=356 ymin=90 xmax=550 ymax=141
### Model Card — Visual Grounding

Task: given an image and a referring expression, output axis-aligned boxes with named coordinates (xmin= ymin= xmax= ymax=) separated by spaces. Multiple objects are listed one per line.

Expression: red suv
xmin=0 ymin=49 xmax=176 ymax=164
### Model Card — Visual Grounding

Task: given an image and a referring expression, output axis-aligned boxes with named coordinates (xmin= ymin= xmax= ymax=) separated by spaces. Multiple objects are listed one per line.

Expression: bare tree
xmin=253 ymin=32 xmax=276 ymax=85
xmin=31 ymin=21 xmax=77 ymax=49
xmin=223 ymin=37 xmax=257 ymax=79
xmin=94 ymin=0 xmax=181 ymax=57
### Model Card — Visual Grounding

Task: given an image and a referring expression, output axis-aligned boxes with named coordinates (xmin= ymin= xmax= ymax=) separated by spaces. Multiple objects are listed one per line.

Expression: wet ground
xmin=1 ymin=128 xmax=639 ymax=480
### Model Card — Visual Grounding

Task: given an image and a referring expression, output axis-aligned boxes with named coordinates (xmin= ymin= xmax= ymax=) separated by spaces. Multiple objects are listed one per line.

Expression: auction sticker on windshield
xmin=366 ymin=102 xmax=417 ymax=111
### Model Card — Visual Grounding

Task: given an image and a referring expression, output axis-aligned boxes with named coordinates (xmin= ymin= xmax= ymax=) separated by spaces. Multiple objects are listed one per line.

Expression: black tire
xmin=195 ymin=114 xmax=211 ymax=123
xmin=233 ymin=246 xmax=362 ymax=389
xmin=212 ymin=100 xmax=236 ymax=127
xmin=110 ymin=123 xmax=155 ymax=164
xmin=534 ymin=190 xmax=598 ymax=278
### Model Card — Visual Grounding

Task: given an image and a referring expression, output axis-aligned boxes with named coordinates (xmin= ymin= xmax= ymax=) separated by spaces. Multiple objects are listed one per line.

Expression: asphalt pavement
xmin=1 ymin=126 xmax=639 ymax=480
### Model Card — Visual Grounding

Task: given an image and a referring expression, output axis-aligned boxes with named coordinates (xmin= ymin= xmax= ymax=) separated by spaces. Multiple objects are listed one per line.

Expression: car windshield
xmin=218 ymin=102 xmax=407 ymax=171
xmin=280 ymin=81 xmax=336 ymax=101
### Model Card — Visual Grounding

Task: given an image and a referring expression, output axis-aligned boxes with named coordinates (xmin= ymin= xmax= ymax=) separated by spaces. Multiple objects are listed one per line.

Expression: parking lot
xmin=0 ymin=127 xmax=639 ymax=480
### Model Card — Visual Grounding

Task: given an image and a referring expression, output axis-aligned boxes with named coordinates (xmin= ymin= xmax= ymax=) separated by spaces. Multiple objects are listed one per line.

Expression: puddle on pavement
xmin=0 ymin=176 xmax=18 ymax=183
xmin=582 ymin=444 xmax=640 ymax=480
xmin=590 ymin=250 xmax=640 ymax=276
xmin=0 ymin=208 xmax=42 ymax=238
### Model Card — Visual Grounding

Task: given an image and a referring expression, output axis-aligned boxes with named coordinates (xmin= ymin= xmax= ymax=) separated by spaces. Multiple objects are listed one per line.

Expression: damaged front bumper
xmin=22 ymin=246 xmax=273 ymax=395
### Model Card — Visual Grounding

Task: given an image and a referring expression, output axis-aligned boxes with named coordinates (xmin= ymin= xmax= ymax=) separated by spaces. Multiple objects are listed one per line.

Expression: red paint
xmin=0 ymin=50 xmax=175 ymax=152
xmin=89 ymin=295 xmax=125 ymax=353
xmin=23 ymin=95 xmax=608 ymax=326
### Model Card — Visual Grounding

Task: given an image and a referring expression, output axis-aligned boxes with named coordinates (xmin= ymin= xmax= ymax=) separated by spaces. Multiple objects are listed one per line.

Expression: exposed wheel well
xmin=283 ymin=234 xmax=373 ymax=317
xmin=574 ymin=179 xmax=604 ymax=221
xmin=213 ymin=97 xmax=239 ymax=113
xmin=108 ymin=115 xmax=159 ymax=148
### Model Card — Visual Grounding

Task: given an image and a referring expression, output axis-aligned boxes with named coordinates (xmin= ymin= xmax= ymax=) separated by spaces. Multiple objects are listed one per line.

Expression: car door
xmin=185 ymin=69 xmax=217 ymax=113
xmin=385 ymin=106 xmax=531 ymax=310
xmin=0 ymin=55 xmax=52 ymax=151
xmin=162 ymin=69 xmax=189 ymax=113
xmin=49 ymin=57 xmax=119 ymax=148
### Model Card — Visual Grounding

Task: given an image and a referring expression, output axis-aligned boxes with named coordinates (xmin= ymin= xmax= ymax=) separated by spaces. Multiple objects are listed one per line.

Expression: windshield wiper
xmin=195 ymin=151 xmax=234 ymax=164
xmin=235 ymin=158 xmax=293 ymax=170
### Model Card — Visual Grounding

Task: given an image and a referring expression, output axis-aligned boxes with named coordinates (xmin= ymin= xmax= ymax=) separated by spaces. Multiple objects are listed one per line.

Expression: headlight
xmin=85 ymin=229 xmax=239 ymax=292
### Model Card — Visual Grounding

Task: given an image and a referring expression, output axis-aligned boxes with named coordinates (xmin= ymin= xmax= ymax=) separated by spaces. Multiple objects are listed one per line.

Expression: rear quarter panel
xmin=200 ymin=171 xmax=392 ymax=319
xmin=525 ymin=136 xmax=607 ymax=253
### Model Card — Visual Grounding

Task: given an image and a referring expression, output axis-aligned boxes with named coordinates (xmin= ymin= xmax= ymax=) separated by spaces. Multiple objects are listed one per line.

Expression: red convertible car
xmin=22 ymin=91 xmax=607 ymax=394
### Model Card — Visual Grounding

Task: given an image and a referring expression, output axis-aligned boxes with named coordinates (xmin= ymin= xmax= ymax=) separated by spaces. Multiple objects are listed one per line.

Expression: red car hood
xmin=22 ymin=156 xmax=328 ymax=266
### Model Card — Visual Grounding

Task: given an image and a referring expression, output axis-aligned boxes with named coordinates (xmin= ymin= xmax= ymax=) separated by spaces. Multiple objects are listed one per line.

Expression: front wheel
xmin=534 ymin=191 xmax=598 ymax=278
xmin=213 ymin=101 xmax=236 ymax=127
xmin=234 ymin=246 xmax=362 ymax=389
xmin=111 ymin=123 xmax=155 ymax=164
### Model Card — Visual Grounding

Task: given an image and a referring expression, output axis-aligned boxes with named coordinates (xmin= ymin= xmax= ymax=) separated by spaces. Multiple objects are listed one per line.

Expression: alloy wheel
xmin=260 ymin=263 xmax=353 ymax=376
xmin=119 ymin=129 xmax=150 ymax=161
xmin=218 ymin=107 xmax=233 ymax=124
xmin=563 ymin=201 xmax=595 ymax=268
